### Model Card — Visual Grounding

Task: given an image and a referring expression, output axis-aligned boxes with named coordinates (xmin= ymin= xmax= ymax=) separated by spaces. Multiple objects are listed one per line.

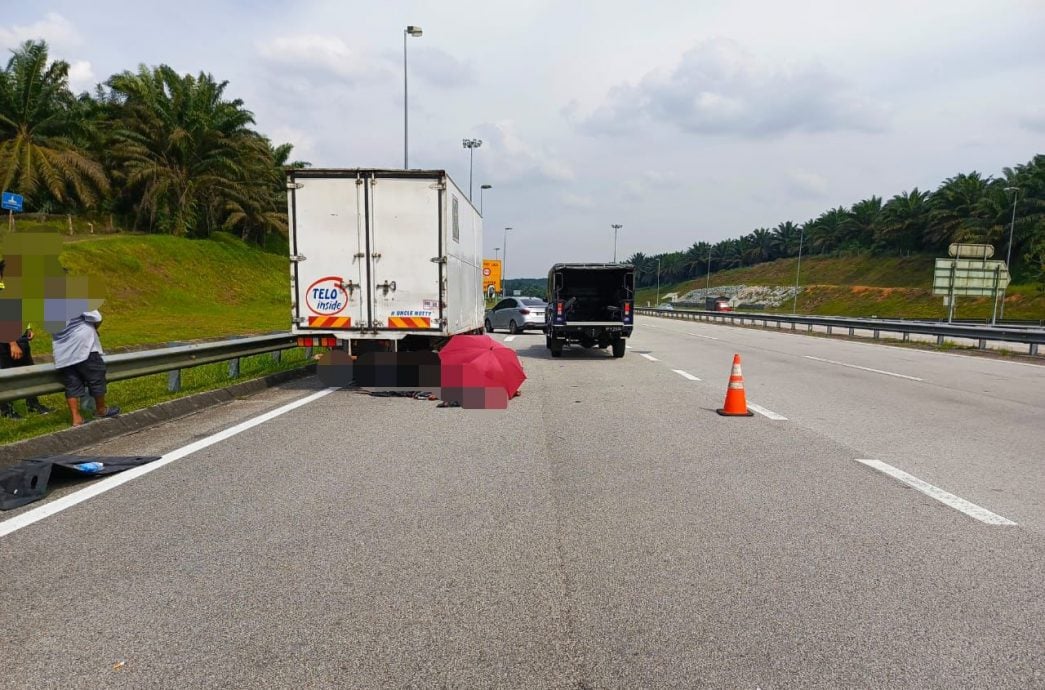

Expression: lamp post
xmin=494 ymin=247 xmax=500 ymax=260
xmin=792 ymin=225 xmax=805 ymax=314
xmin=999 ymin=186 xmax=1020 ymax=321
xmin=462 ymin=138 xmax=482 ymax=201
xmin=706 ymin=249 xmax=713 ymax=294
xmin=610 ymin=224 xmax=622 ymax=262
xmin=480 ymin=184 xmax=492 ymax=214
xmin=656 ymin=257 xmax=661 ymax=306
xmin=403 ymin=25 xmax=422 ymax=168
xmin=503 ymin=227 xmax=512 ymax=296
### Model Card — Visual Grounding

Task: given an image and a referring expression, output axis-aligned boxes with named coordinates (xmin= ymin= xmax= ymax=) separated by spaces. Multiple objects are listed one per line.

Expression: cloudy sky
xmin=4 ymin=1 xmax=1044 ymax=277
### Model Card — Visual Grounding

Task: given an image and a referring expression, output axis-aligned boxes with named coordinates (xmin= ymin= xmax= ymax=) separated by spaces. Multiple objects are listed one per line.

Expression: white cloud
xmin=475 ymin=120 xmax=575 ymax=184
xmin=267 ymin=126 xmax=317 ymax=162
xmin=67 ymin=60 xmax=95 ymax=92
xmin=408 ymin=47 xmax=475 ymax=89
xmin=582 ymin=38 xmax=889 ymax=137
xmin=785 ymin=169 xmax=830 ymax=198
xmin=0 ymin=12 xmax=82 ymax=51
xmin=561 ymin=192 xmax=596 ymax=209
xmin=258 ymin=34 xmax=391 ymax=85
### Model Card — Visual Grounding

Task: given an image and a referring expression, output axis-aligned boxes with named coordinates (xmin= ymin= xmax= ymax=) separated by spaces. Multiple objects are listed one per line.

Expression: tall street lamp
xmin=611 ymin=224 xmax=622 ymax=262
xmin=705 ymin=249 xmax=713 ymax=295
xmin=999 ymin=186 xmax=1020 ymax=321
xmin=480 ymin=184 xmax=492 ymax=215
xmin=494 ymin=247 xmax=500 ymax=260
xmin=792 ymin=225 xmax=805 ymax=315
xmin=462 ymin=138 xmax=482 ymax=201
xmin=403 ymin=25 xmax=422 ymax=169
xmin=656 ymin=257 xmax=661 ymax=306
xmin=503 ymin=227 xmax=512 ymax=296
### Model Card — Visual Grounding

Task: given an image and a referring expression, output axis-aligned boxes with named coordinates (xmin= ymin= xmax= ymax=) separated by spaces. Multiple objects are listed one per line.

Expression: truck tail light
xmin=297 ymin=336 xmax=338 ymax=347
xmin=623 ymin=301 xmax=633 ymax=324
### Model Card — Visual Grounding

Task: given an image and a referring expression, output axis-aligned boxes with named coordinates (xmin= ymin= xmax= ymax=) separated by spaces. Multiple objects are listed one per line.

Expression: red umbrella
xmin=439 ymin=334 xmax=526 ymax=399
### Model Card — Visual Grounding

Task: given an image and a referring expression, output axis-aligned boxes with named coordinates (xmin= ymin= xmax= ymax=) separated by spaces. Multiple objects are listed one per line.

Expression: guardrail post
xmin=978 ymin=339 xmax=986 ymax=350
xmin=272 ymin=350 xmax=282 ymax=364
xmin=791 ymin=322 xmax=796 ymax=331
xmin=827 ymin=325 xmax=832 ymax=335
xmin=1031 ymin=343 xmax=1039 ymax=356
xmin=874 ymin=329 xmax=880 ymax=340
xmin=937 ymin=335 xmax=944 ymax=346
xmin=166 ymin=340 xmax=185 ymax=392
xmin=305 ymin=346 xmax=313 ymax=359
xmin=903 ymin=332 xmax=910 ymax=342
xmin=849 ymin=327 xmax=855 ymax=336
xmin=807 ymin=324 xmax=813 ymax=332
xmin=228 ymin=357 xmax=240 ymax=378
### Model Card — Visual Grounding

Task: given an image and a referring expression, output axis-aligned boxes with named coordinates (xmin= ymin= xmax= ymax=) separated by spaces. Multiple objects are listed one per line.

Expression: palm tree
xmin=772 ymin=221 xmax=801 ymax=257
xmin=847 ymin=197 xmax=882 ymax=250
xmin=928 ymin=172 xmax=991 ymax=248
xmin=809 ymin=207 xmax=849 ymax=254
xmin=749 ymin=227 xmax=774 ymax=263
xmin=106 ymin=64 xmax=260 ymax=236
xmin=0 ymin=40 xmax=108 ymax=208
xmin=876 ymin=189 xmax=932 ymax=253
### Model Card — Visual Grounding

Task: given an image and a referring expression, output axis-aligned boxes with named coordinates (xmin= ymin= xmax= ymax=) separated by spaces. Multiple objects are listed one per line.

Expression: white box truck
xmin=287 ymin=169 xmax=485 ymax=354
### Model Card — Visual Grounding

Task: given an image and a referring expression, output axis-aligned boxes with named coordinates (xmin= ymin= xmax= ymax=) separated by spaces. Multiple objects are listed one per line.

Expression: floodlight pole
xmin=999 ymin=187 xmax=1019 ymax=321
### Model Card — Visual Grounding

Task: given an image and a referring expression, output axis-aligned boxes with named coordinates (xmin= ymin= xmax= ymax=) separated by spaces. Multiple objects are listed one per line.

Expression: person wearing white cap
xmin=52 ymin=309 xmax=120 ymax=427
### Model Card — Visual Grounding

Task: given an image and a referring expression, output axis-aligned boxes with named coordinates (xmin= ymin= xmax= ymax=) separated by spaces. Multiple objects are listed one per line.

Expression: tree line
xmin=0 ymin=40 xmax=305 ymax=246
xmin=626 ymin=157 xmax=1045 ymax=291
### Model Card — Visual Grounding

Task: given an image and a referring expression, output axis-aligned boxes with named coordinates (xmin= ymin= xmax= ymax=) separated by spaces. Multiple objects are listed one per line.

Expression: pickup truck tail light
xmin=554 ymin=300 xmax=566 ymax=325
xmin=623 ymin=301 xmax=633 ymax=325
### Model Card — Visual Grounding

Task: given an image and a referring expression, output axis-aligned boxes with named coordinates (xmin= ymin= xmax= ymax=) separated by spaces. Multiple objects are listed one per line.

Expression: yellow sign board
xmin=482 ymin=259 xmax=502 ymax=296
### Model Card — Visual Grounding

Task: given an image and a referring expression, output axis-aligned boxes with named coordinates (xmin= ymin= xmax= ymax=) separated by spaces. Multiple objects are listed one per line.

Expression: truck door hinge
xmin=377 ymin=280 xmax=397 ymax=295
xmin=286 ymin=182 xmax=303 ymax=190
xmin=371 ymin=252 xmax=382 ymax=259
xmin=355 ymin=178 xmax=364 ymax=186
xmin=430 ymin=182 xmax=446 ymax=190
xmin=293 ymin=316 xmax=308 ymax=325
xmin=290 ymin=254 xmax=307 ymax=262
xmin=340 ymin=279 xmax=357 ymax=295
xmin=430 ymin=256 xmax=447 ymax=264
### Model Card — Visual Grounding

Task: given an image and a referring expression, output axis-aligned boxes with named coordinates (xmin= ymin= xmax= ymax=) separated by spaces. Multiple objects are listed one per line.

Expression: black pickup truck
xmin=544 ymin=263 xmax=635 ymax=358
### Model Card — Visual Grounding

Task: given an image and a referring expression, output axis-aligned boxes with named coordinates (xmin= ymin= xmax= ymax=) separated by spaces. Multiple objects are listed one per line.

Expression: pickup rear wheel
xmin=550 ymin=341 xmax=563 ymax=358
xmin=612 ymin=339 xmax=626 ymax=358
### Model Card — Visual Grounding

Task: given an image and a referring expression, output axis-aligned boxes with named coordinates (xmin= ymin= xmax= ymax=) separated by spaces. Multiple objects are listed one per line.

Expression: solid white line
xmin=856 ymin=459 xmax=1017 ymax=526
xmin=672 ymin=369 xmax=701 ymax=381
xmin=504 ymin=335 xmax=516 ymax=342
xmin=640 ymin=353 xmax=659 ymax=361
xmin=0 ymin=388 xmax=339 ymax=539
xmin=687 ymin=332 xmax=719 ymax=340
xmin=804 ymin=355 xmax=924 ymax=381
xmin=747 ymin=402 xmax=787 ymax=420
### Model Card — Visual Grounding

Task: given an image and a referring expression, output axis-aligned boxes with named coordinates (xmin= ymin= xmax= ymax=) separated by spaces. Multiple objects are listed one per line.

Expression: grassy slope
xmin=635 ymin=255 xmax=1045 ymax=321
xmin=3 ymin=229 xmax=291 ymax=358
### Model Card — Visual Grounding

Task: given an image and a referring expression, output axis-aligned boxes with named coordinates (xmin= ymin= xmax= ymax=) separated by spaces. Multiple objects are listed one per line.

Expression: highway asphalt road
xmin=1 ymin=315 xmax=1043 ymax=688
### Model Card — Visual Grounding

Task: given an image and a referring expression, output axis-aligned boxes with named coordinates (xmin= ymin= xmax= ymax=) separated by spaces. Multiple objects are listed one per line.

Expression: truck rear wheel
xmin=550 ymin=341 xmax=563 ymax=358
xmin=612 ymin=339 xmax=626 ymax=358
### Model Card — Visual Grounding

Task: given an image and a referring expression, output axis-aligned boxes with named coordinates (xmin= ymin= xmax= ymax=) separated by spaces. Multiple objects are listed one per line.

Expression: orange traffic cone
xmin=717 ymin=354 xmax=754 ymax=416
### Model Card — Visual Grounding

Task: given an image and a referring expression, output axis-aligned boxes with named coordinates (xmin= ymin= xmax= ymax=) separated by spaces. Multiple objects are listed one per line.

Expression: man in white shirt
xmin=52 ymin=310 xmax=120 ymax=427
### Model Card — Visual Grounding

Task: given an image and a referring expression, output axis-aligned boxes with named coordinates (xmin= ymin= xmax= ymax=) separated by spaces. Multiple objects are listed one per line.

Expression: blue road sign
xmin=2 ymin=191 xmax=23 ymax=212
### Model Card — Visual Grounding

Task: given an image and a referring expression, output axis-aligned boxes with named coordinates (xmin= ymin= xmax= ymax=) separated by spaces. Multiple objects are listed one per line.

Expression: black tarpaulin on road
xmin=0 ymin=455 xmax=161 ymax=511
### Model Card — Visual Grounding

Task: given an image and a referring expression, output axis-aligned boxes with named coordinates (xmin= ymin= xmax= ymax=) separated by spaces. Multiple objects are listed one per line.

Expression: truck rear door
xmin=290 ymin=174 xmax=365 ymax=333
xmin=367 ymin=175 xmax=443 ymax=332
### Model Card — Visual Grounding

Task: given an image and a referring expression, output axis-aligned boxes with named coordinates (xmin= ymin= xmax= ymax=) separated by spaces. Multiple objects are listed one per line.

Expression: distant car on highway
xmin=485 ymin=297 xmax=547 ymax=334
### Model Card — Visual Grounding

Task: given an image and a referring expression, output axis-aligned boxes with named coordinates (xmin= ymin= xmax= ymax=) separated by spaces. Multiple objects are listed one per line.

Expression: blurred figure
xmin=52 ymin=310 xmax=119 ymax=426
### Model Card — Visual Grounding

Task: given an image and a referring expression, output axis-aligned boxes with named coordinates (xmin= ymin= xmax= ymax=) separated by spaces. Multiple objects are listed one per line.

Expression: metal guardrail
xmin=0 ymin=333 xmax=300 ymax=404
xmin=636 ymin=308 xmax=1044 ymax=355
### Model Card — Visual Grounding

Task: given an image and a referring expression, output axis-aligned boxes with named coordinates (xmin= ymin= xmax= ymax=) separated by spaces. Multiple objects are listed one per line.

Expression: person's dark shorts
xmin=59 ymin=352 xmax=107 ymax=399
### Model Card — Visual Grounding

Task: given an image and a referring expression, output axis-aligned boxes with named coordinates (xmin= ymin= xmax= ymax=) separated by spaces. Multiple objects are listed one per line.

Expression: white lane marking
xmin=856 ymin=459 xmax=1017 ymax=526
xmin=747 ymin=402 xmax=787 ymax=420
xmin=640 ymin=353 xmax=659 ymax=361
xmin=804 ymin=355 xmax=924 ymax=381
xmin=687 ymin=332 xmax=719 ymax=340
xmin=504 ymin=335 xmax=516 ymax=342
xmin=625 ymin=344 xmax=632 ymax=349
xmin=672 ymin=369 xmax=701 ymax=381
xmin=0 ymin=388 xmax=339 ymax=539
